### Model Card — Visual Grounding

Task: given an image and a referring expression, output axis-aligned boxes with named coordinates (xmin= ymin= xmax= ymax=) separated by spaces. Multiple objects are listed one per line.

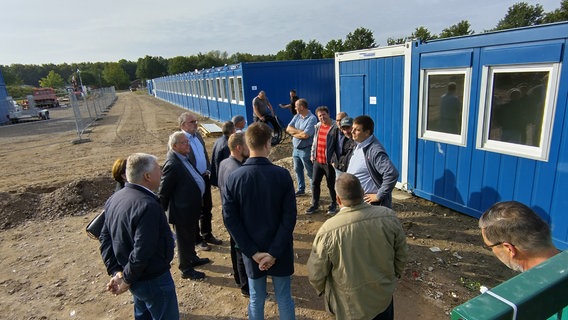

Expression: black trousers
xmin=196 ymin=174 xmax=213 ymax=242
xmin=230 ymin=236 xmax=248 ymax=287
xmin=173 ymin=220 xmax=198 ymax=273
xmin=311 ymin=161 xmax=337 ymax=207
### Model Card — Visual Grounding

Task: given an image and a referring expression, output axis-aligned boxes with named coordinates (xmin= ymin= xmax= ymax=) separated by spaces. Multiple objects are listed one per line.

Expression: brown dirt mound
xmin=0 ymin=177 xmax=114 ymax=230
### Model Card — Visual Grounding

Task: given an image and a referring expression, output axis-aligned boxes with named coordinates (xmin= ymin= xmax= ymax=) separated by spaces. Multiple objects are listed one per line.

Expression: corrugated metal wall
xmin=151 ymin=60 xmax=335 ymax=127
xmin=408 ymin=23 xmax=568 ymax=248
xmin=0 ymin=70 xmax=9 ymax=124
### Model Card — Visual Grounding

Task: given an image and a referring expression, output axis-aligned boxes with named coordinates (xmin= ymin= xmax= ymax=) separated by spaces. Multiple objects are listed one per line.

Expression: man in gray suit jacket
xmin=159 ymin=131 xmax=209 ymax=280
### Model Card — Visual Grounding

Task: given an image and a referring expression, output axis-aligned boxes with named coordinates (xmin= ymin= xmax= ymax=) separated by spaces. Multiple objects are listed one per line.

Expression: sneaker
xmin=190 ymin=257 xmax=210 ymax=267
xmin=181 ymin=269 xmax=205 ymax=280
xmin=305 ymin=205 xmax=318 ymax=215
xmin=295 ymin=190 xmax=305 ymax=196
xmin=205 ymin=235 xmax=223 ymax=245
xmin=327 ymin=204 xmax=338 ymax=215
xmin=196 ymin=241 xmax=211 ymax=251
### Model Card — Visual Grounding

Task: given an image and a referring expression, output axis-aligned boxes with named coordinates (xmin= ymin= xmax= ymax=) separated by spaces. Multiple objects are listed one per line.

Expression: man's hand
xmin=364 ymin=193 xmax=379 ymax=204
xmin=252 ymin=252 xmax=276 ymax=271
xmin=106 ymin=272 xmax=130 ymax=295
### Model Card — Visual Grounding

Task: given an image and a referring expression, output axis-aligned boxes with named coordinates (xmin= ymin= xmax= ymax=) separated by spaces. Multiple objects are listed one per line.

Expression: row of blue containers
xmin=149 ymin=22 xmax=568 ymax=249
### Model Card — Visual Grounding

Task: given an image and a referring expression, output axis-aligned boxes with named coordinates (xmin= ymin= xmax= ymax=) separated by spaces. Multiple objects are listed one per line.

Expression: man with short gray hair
xmin=100 ymin=153 xmax=179 ymax=318
xmin=308 ymin=173 xmax=407 ymax=320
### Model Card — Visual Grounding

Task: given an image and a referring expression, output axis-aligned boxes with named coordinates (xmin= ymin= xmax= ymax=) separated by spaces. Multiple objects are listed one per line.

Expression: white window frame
xmin=216 ymin=77 xmax=227 ymax=102
xmin=476 ymin=63 xmax=560 ymax=161
xmin=418 ymin=68 xmax=471 ymax=146
xmin=207 ymin=78 xmax=215 ymax=100
xmin=229 ymin=77 xmax=237 ymax=104
xmin=236 ymin=76 xmax=244 ymax=105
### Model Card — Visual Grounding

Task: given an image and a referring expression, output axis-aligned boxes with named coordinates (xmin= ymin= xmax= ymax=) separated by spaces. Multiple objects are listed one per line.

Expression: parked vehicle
xmin=32 ymin=88 xmax=59 ymax=108
xmin=7 ymin=97 xmax=49 ymax=124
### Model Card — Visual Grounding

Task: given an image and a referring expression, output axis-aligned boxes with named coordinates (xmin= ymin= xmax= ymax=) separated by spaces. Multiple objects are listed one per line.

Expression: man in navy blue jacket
xmin=222 ymin=122 xmax=297 ymax=319
xmin=100 ymin=153 xmax=178 ymax=319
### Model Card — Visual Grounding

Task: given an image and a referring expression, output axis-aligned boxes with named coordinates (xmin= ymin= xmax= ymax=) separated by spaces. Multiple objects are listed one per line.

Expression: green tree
xmin=344 ymin=27 xmax=376 ymax=51
xmin=302 ymin=40 xmax=324 ymax=59
xmin=412 ymin=26 xmax=438 ymax=42
xmin=136 ymin=56 xmax=168 ymax=80
xmin=387 ymin=37 xmax=406 ymax=45
xmin=323 ymin=39 xmax=344 ymax=58
xmin=439 ymin=20 xmax=474 ymax=38
xmin=168 ymin=56 xmax=193 ymax=75
xmin=39 ymin=70 xmax=65 ymax=88
xmin=495 ymin=2 xmax=544 ymax=30
xmin=1 ymin=67 xmax=23 ymax=85
xmin=543 ymin=0 xmax=568 ymax=22
xmin=282 ymin=40 xmax=306 ymax=60
xmin=119 ymin=59 xmax=137 ymax=81
xmin=103 ymin=63 xmax=130 ymax=89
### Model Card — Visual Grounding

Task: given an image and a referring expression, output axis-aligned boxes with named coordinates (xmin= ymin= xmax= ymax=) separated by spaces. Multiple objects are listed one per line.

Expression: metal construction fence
xmin=70 ymin=87 xmax=116 ymax=143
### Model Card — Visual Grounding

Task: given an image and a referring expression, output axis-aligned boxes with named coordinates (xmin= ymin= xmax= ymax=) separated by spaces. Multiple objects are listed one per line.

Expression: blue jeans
xmin=292 ymin=147 xmax=313 ymax=193
xmin=248 ymin=275 xmax=295 ymax=320
xmin=129 ymin=271 xmax=179 ymax=320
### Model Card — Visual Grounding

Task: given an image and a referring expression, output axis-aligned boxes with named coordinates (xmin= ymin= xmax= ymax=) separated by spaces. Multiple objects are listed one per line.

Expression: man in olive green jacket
xmin=307 ymin=173 xmax=407 ymax=320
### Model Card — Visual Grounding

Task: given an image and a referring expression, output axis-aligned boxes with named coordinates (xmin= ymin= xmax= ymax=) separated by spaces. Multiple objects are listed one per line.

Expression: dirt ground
xmin=0 ymin=92 xmax=517 ymax=319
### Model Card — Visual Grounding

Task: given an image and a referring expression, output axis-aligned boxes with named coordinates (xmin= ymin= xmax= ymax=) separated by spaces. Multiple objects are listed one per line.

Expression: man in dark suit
xmin=222 ymin=122 xmax=297 ymax=319
xmin=159 ymin=131 xmax=209 ymax=280
xmin=100 ymin=153 xmax=179 ymax=318
xmin=179 ymin=112 xmax=223 ymax=251
xmin=210 ymin=121 xmax=235 ymax=188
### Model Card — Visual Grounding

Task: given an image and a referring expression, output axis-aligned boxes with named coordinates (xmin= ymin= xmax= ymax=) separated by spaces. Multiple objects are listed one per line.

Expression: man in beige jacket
xmin=307 ymin=173 xmax=407 ymax=320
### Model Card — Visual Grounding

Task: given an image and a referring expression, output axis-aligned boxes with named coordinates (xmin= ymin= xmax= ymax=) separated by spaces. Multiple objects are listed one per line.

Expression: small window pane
xmin=229 ymin=78 xmax=236 ymax=102
xmin=488 ymin=71 xmax=548 ymax=147
xmin=427 ymin=74 xmax=465 ymax=135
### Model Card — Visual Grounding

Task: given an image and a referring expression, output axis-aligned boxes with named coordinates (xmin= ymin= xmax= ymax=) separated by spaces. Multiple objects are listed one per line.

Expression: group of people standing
xmin=98 ymin=92 xmax=564 ymax=320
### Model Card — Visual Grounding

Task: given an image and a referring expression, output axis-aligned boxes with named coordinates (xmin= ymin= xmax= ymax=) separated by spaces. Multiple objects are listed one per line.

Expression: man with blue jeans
xmin=223 ymin=122 xmax=297 ymax=320
xmin=100 ymin=153 xmax=178 ymax=319
xmin=286 ymin=98 xmax=317 ymax=196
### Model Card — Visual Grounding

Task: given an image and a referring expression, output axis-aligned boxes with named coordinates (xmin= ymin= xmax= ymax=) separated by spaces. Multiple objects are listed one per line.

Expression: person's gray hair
xmin=126 ymin=153 xmax=158 ymax=184
xmin=232 ymin=115 xmax=245 ymax=124
xmin=335 ymin=173 xmax=364 ymax=207
xmin=479 ymin=201 xmax=553 ymax=252
xmin=167 ymin=131 xmax=186 ymax=151
xmin=178 ymin=112 xmax=192 ymax=126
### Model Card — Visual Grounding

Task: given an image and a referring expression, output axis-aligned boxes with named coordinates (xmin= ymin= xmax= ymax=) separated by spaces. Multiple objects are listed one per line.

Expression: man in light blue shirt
xmin=286 ymin=98 xmax=317 ymax=196
xmin=347 ymin=115 xmax=399 ymax=208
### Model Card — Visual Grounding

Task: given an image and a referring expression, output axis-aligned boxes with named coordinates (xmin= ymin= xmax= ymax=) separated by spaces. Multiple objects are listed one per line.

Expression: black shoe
xmin=295 ymin=190 xmax=305 ymax=196
xmin=181 ymin=269 xmax=205 ymax=280
xmin=205 ymin=235 xmax=223 ymax=245
xmin=241 ymin=284 xmax=250 ymax=297
xmin=191 ymin=257 xmax=210 ymax=267
xmin=327 ymin=204 xmax=338 ymax=215
xmin=195 ymin=241 xmax=211 ymax=251
xmin=306 ymin=205 xmax=318 ymax=215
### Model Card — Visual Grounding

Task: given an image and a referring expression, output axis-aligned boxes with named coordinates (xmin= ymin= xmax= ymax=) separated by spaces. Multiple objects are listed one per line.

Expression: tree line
xmin=1 ymin=1 xmax=566 ymax=98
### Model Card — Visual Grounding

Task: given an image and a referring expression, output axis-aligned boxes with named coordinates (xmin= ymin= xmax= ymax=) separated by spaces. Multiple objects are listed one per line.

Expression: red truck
xmin=32 ymin=88 xmax=59 ymax=108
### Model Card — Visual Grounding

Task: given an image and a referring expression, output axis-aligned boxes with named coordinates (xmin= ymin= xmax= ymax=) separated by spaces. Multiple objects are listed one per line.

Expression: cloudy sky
xmin=0 ymin=0 xmax=562 ymax=65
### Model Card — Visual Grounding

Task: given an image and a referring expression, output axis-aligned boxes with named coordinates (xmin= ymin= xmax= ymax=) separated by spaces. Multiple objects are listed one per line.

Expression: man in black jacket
xmin=159 ymin=131 xmax=210 ymax=280
xmin=100 ymin=153 xmax=179 ymax=319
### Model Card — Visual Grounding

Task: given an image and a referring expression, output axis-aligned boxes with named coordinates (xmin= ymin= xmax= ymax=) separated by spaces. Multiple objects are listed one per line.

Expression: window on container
xmin=477 ymin=64 xmax=560 ymax=161
xmin=207 ymin=79 xmax=215 ymax=99
xmin=236 ymin=76 xmax=244 ymax=105
xmin=200 ymin=79 xmax=207 ymax=98
xmin=229 ymin=77 xmax=237 ymax=103
xmin=419 ymin=68 xmax=470 ymax=145
xmin=192 ymin=80 xmax=197 ymax=97
xmin=217 ymin=78 xmax=226 ymax=101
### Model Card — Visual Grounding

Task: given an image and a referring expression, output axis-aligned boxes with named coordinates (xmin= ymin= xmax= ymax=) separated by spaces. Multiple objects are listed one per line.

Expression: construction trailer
xmin=149 ymin=59 xmax=336 ymax=127
xmin=336 ymin=22 xmax=568 ymax=249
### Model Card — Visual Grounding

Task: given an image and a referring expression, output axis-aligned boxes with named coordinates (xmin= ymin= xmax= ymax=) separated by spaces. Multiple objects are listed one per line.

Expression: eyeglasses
xmin=176 ymin=140 xmax=189 ymax=145
xmin=482 ymin=241 xmax=515 ymax=251
xmin=184 ymin=120 xmax=198 ymax=124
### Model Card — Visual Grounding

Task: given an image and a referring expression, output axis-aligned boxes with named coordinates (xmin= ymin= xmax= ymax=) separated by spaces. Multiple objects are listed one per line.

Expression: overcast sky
xmin=0 ymin=0 xmax=562 ymax=65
